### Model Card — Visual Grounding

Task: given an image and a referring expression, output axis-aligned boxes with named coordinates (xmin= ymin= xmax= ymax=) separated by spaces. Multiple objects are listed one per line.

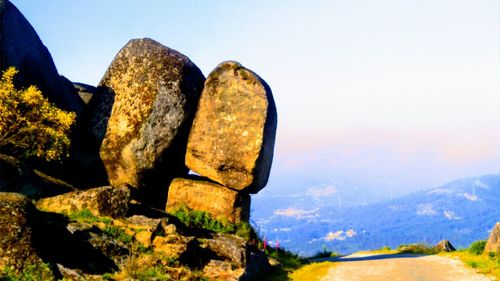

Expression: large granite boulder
xmin=0 ymin=0 xmax=84 ymax=115
xmin=186 ymin=61 xmax=277 ymax=193
xmin=166 ymin=177 xmax=250 ymax=223
xmin=0 ymin=193 xmax=42 ymax=271
xmin=36 ymin=186 xmax=130 ymax=218
xmin=485 ymin=222 xmax=500 ymax=253
xmin=90 ymin=38 xmax=205 ymax=196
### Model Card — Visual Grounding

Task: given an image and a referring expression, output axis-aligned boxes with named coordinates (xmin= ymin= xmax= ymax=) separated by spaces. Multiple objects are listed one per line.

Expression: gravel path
xmin=318 ymin=253 xmax=493 ymax=281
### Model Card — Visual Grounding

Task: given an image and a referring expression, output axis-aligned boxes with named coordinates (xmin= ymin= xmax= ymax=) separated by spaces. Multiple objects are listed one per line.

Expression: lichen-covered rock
xmin=485 ymin=222 xmax=500 ymax=253
xmin=0 ymin=193 xmax=42 ymax=271
xmin=186 ymin=61 xmax=277 ymax=193
xmin=435 ymin=240 xmax=455 ymax=252
xmin=200 ymin=234 xmax=246 ymax=267
xmin=166 ymin=177 xmax=250 ymax=223
xmin=202 ymin=259 xmax=245 ymax=281
xmin=91 ymin=38 xmax=205 ymax=194
xmin=36 ymin=186 xmax=130 ymax=218
xmin=0 ymin=0 xmax=84 ymax=115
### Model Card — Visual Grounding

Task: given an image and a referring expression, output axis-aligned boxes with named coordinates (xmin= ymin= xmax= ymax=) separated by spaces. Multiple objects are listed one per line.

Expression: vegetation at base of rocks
xmin=0 ymin=67 xmax=76 ymax=162
xmin=468 ymin=240 xmax=487 ymax=255
xmin=396 ymin=243 xmax=439 ymax=255
xmin=308 ymin=246 xmax=340 ymax=259
xmin=103 ymin=225 xmax=134 ymax=245
xmin=256 ymin=248 xmax=308 ymax=281
xmin=0 ymin=263 xmax=54 ymax=281
xmin=68 ymin=209 xmax=113 ymax=224
xmin=289 ymin=261 xmax=336 ymax=281
xmin=440 ymin=240 xmax=499 ymax=280
xmin=170 ymin=205 xmax=256 ymax=241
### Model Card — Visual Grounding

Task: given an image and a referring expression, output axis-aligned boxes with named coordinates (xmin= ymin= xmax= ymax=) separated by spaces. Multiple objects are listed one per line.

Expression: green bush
xmin=0 ymin=263 xmax=54 ymax=281
xmin=397 ymin=243 xmax=439 ymax=255
xmin=170 ymin=205 xmax=256 ymax=241
xmin=468 ymin=240 xmax=487 ymax=255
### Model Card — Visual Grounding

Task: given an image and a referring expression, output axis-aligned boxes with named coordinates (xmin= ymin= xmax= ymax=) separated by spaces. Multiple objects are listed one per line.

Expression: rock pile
xmin=167 ymin=61 xmax=277 ymax=222
xmin=0 ymin=1 xmax=277 ymax=279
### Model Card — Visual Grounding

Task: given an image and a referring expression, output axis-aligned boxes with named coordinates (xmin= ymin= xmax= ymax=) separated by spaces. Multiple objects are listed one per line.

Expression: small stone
xmin=36 ymin=186 xmax=130 ymax=218
xmin=435 ymin=240 xmax=456 ymax=252
xmin=135 ymin=231 xmax=153 ymax=248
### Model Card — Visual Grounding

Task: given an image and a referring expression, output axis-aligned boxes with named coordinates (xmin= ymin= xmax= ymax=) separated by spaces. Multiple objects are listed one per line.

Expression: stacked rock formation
xmin=166 ymin=61 xmax=277 ymax=223
xmin=85 ymin=38 xmax=205 ymax=205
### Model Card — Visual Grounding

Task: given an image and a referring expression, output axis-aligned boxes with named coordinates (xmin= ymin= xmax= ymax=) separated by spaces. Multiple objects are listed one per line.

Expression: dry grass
xmin=290 ymin=262 xmax=336 ymax=281
xmin=440 ymin=251 xmax=499 ymax=281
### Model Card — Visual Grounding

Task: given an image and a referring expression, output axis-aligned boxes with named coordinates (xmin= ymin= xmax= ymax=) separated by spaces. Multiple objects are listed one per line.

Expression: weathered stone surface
xmin=485 ymin=222 xmax=500 ymax=253
xmin=152 ymin=235 xmax=196 ymax=259
xmin=201 ymin=233 xmax=246 ymax=267
xmin=435 ymin=240 xmax=455 ymax=252
xmin=186 ymin=61 xmax=277 ymax=193
xmin=0 ymin=193 xmax=42 ymax=271
xmin=36 ymin=186 xmax=130 ymax=218
xmin=73 ymin=82 xmax=97 ymax=104
xmin=91 ymin=38 xmax=205 ymax=194
xmin=166 ymin=177 xmax=250 ymax=223
xmin=0 ymin=0 xmax=84 ymax=115
xmin=202 ymin=259 xmax=245 ymax=281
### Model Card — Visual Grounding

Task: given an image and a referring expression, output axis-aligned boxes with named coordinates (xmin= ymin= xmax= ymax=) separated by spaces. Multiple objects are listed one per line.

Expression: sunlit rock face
xmin=485 ymin=222 xmax=500 ymax=253
xmin=92 ymin=38 xmax=205 ymax=192
xmin=186 ymin=61 xmax=277 ymax=193
xmin=166 ymin=177 xmax=250 ymax=223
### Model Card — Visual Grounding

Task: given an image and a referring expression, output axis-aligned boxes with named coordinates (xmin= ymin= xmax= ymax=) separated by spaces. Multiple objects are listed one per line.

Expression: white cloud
xmin=474 ymin=179 xmax=490 ymax=189
xmin=443 ymin=210 xmax=462 ymax=220
xmin=416 ymin=204 xmax=437 ymax=216
xmin=427 ymin=188 xmax=454 ymax=195
xmin=307 ymin=185 xmax=338 ymax=198
xmin=461 ymin=193 xmax=478 ymax=202
xmin=325 ymin=231 xmax=345 ymax=241
xmin=345 ymin=229 xmax=357 ymax=238
xmin=273 ymin=208 xmax=318 ymax=219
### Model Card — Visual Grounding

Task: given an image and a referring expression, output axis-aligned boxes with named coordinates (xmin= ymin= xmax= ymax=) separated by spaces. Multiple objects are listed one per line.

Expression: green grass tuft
xmin=103 ymin=226 xmax=133 ymax=245
xmin=68 ymin=209 xmax=113 ymax=224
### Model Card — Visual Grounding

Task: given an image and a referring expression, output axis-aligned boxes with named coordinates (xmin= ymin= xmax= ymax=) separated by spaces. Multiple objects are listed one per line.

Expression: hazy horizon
xmin=12 ymin=0 xmax=500 ymax=190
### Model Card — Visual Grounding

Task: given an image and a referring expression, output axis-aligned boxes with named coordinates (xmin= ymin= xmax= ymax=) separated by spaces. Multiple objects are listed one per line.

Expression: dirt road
xmin=304 ymin=253 xmax=493 ymax=281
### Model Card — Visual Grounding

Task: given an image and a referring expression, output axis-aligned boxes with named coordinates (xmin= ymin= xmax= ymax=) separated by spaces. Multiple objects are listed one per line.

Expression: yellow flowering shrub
xmin=0 ymin=67 xmax=76 ymax=161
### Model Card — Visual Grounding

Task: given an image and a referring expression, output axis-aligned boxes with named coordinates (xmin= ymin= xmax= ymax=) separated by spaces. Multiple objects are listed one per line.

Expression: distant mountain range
xmin=251 ymin=174 xmax=500 ymax=256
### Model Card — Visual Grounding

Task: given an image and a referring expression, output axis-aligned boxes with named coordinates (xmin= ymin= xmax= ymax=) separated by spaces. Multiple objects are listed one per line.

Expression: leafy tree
xmin=0 ymin=67 xmax=76 ymax=161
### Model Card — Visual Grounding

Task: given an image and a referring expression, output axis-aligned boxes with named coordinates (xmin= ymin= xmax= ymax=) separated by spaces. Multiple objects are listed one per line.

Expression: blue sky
xmin=12 ymin=0 xmax=500 ymax=189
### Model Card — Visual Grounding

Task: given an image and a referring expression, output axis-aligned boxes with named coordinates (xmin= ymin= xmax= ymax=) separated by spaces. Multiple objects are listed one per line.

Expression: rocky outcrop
xmin=201 ymin=233 xmax=247 ymax=267
xmin=0 ymin=193 xmax=42 ymax=271
xmin=436 ymin=240 xmax=455 ymax=252
xmin=36 ymin=186 xmax=130 ymax=218
xmin=0 ymin=0 xmax=84 ymax=115
xmin=73 ymin=82 xmax=97 ymax=104
xmin=90 ymin=38 xmax=205 ymax=194
xmin=166 ymin=177 xmax=250 ymax=223
xmin=186 ymin=61 xmax=277 ymax=193
xmin=485 ymin=222 xmax=500 ymax=253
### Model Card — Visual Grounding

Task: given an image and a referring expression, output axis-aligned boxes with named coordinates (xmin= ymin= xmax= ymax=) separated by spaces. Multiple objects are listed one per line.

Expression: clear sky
xmin=11 ymin=0 xmax=500 ymax=188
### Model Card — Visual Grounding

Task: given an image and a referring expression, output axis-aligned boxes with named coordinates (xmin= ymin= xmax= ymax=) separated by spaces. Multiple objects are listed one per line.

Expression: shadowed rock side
xmin=186 ymin=61 xmax=277 ymax=193
xmin=485 ymin=222 xmax=500 ymax=253
xmin=92 ymin=38 xmax=205 ymax=200
xmin=166 ymin=177 xmax=250 ymax=223
xmin=0 ymin=193 xmax=42 ymax=271
xmin=0 ymin=0 xmax=84 ymax=116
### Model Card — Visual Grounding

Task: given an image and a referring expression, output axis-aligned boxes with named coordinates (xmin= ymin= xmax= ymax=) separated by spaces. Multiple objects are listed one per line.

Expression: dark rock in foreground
xmin=0 ymin=0 xmax=84 ymax=116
